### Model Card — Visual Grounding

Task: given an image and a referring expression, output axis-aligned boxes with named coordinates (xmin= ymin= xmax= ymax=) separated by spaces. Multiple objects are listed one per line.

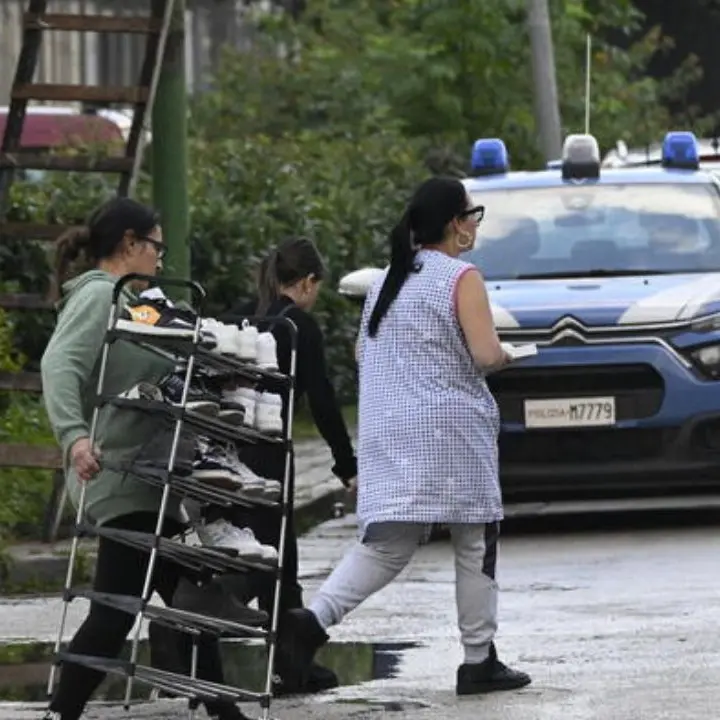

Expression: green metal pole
xmin=152 ymin=0 xmax=190 ymax=294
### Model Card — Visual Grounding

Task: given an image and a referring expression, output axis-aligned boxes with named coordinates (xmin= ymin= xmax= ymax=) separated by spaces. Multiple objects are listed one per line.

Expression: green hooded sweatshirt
xmin=40 ymin=269 xmax=182 ymax=527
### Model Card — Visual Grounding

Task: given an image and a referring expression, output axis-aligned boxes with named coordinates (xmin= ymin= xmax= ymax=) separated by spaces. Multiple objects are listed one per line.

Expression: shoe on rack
xmin=192 ymin=439 xmax=244 ymax=490
xmin=196 ymin=519 xmax=279 ymax=563
xmin=118 ymin=381 xmax=164 ymax=403
xmin=39 ymin=712 xmax=61 ymax=720
xmin=173 ymin=576 xmax=268 ymax=627
xmin=456 ymin=643 xmax=531 ymax=695
xmin=274 ymin=608 xmax=329 ymax=693
xmin=159 ymin=373 xmax=221 ymax=416
xmin=221 ymin=446 xmax=282 ymax=500
xmin=256 ymin=331 xmax=278 ymax=370
xmin=255 ymin=392 xmax=283 ymax=434
xmin=222 ymin=387 xmax=257 ymax=427
xmin=117 ymin=288 xmax=207 ymax=340
xmin=235 ymin=320 xmax=259 ymax=362
xmin=203 ymin=318 xmax=239 ymax=356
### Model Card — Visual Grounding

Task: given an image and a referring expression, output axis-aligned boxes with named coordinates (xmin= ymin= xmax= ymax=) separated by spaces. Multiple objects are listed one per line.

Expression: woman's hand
xmin=70 ymin=437 xmax=101 ymax=482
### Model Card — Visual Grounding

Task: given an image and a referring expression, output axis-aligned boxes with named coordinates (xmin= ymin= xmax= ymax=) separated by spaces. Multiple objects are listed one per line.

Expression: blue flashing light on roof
xmin=661 ymin=131 xmax=699 ymax=170
xmin=561 ymin=133 xmax=600 ymax=181
xmin=470 ymin=138 xmax=509 ymax=177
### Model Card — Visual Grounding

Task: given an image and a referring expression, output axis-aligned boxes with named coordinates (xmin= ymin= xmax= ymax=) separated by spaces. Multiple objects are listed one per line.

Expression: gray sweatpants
xmin=308 ymin=521 xmax=499 ymax=664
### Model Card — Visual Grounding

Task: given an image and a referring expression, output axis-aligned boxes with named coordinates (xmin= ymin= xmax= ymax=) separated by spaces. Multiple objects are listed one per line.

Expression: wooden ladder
xmin=0 ymin=0 xmax=176 ymax=542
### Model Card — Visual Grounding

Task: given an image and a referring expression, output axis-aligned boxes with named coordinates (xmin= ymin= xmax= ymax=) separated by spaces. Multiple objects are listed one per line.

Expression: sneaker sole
xmin=201 ymin=544 xmax=265 ymax=561
xmin=116 ymin=318 xmax=196 ymax=337
xmin=456 ymin=676 xmax=532 ymax=695
xmin=182 ymin=401 xmax=220 ymax=415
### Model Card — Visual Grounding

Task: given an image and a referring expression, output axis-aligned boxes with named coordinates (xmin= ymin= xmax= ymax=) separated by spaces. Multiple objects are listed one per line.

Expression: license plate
xmin=523 ymin=396 xmax=616 ymax=429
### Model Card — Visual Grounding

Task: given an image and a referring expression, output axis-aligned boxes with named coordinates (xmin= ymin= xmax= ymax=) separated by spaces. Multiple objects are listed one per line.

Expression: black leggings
xmin=50 ymin=512 xmax=230 ymax=720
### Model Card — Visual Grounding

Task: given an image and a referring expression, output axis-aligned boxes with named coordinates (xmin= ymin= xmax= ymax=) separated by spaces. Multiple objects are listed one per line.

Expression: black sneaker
xmin=159 ymin=373 xmax=221 ymax=415
xmin=117 ymin=289 xmax=215 ymax=347
xmin=456 ymin=644 xmax=531 ymax=696
xmin=273 ymin=660 xmax=339 ymax=696
xmin=274 ymin=609 xmax=329 ymax=693
xmin=173 ymin=577 xmax=268 ymax=628
xmin=192 ymin=439 xmax=243 ymax=490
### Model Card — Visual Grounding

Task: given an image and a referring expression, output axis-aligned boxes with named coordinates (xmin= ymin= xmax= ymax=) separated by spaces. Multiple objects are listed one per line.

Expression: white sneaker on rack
xmin=222 ymin=447 xmax=282 ymax=500
xmin=256 ymin=331 xmax=278 ymax=370
xmin=192 ymin=440 xmax=244 ymax=490
xmin=235 ymin=320 xmax=259 ymax=362
xmin=203 ymin=319 xmax=239 ymax=356
xmin=255 ymin=392 xmax=283 ymax=434
xmin=197 ymin=519 xmax=277 ymax=563
xmin=118 ymin=382 xmax=163 ymax=403
xmin=222 ymin=387 xmax=257 ymax=427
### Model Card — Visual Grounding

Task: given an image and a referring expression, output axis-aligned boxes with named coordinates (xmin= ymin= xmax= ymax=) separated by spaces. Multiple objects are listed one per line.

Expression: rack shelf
xmin=104 ymin=395 xmax=286 ymax=446
xmin=77 ymin=524 xmax=277 ymax=575
xmin=106 ymin=460 xmax=281 ymax=510
xmin=108 ymin=326 xmax=292 ymax=386
xmin=57 ymin=651 xmax=267 ymax=703
xmin=68 ymin=590 xmax=268 ymax=638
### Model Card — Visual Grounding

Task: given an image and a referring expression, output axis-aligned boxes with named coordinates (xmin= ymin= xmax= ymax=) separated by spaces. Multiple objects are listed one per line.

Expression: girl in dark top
xmin=225 ymin=237 xmax=357 ymax=693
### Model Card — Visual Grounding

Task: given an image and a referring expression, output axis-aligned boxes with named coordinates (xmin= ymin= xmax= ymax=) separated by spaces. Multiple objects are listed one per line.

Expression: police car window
xmin=463 ymin=183 xmax=720 ymax=279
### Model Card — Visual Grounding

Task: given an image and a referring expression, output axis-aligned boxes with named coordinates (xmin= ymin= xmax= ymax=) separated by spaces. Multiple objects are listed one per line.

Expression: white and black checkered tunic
xmin=356 ymin=249 xmax=503 ymax=534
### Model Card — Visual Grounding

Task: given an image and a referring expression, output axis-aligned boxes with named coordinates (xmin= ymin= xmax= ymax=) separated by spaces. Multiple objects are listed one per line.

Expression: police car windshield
xmin=463 ymin=183 xmax=720 ymax=280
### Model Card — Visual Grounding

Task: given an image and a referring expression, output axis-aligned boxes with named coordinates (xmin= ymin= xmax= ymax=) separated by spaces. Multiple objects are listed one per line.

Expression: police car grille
xmin=488 ymin=363 xmax=664 ymax=423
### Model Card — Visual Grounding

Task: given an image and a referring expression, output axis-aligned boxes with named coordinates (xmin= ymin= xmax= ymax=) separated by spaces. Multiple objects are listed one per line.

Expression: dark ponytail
xmin=54 ymin=226 xmax=92 ymax=299
xmin=255 ymin=237 xmax=326 ymax=315
xmin=367 ymin=211 xmax=417 ymax=337
xmin=256 ymin=250 xmax=281 ymax=316
xmin=367 ymin=176 xmax=468 ymax=337
xmin=52 ymin=197 xmax=160 ymax=300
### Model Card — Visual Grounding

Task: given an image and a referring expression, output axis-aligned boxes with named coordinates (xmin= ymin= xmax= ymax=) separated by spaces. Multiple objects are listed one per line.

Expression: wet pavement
xmin=2 ymin=510 xmax=720 ymax=719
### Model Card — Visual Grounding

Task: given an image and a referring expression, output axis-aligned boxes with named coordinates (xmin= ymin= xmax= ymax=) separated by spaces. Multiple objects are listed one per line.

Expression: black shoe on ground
xmin=275 ymin=609 xmax=329 ymax=692
xmin=173 ymin=577 xmax=269 ymax=628
xmin=160 ymin=373 xmax=221 ymax=415
xmin=273 ymin=660 xmax=339 ymax=696
xmin=456 ymin=643 xmax=531 ymax=696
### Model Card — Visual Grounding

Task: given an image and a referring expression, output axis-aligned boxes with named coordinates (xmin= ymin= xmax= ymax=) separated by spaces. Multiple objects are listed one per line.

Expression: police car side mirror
xmin=338 ymin=267 xmax=385 ymax=300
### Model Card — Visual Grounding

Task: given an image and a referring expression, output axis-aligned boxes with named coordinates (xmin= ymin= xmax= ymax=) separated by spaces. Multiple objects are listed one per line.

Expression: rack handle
xmin=112 ymin=273 xmax=206 ymax=312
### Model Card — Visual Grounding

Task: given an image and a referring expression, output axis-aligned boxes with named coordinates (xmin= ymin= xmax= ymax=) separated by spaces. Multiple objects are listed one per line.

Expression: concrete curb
xmin=1 ymin=485 xmax=356 ymax=594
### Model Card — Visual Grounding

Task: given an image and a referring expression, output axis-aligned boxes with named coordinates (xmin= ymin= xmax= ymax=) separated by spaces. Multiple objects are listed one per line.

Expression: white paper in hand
xmin=501 ymin=342 xmax=538 ymax=361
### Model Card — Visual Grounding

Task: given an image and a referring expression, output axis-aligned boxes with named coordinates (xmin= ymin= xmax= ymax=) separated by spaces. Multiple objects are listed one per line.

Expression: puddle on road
xmin=0 ymin=639 xmax=419 ymax=701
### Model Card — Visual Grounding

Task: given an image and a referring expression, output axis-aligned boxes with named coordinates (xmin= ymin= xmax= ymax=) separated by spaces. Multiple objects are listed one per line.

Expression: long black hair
xmin=367 ymin=176 xmax=468 ymax=337
xmin=256 ymin=236 xmax=326 ymax=315
xmin=54 ymin=197 xmax=160 ymax=298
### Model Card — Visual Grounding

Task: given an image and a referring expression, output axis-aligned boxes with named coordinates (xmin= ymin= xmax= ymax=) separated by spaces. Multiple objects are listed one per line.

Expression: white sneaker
xmin=204 ymin=320 xmax=238 ymax=356
xmin=235 ymin=320 xmax=259 ymax=362
xmin=256 ymin=331 xmax=278 ymax=370
xmin=196 ymin=519 xmax=277 ymax=562
xmin=255 ymin=392 xmax=283 ymax=434
xmin=222 ymin=447 xmax=282 ymax=500
xmin=222 ymin=387 xmax=257 ymax=427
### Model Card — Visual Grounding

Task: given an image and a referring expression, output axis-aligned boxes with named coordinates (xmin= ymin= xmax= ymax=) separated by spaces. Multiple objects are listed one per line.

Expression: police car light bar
xmin=561 ymin=133 xmax=600 ymax=180
xmin=661 ymin=131 xmax=700 ymax=170
xmin=470 ymin=138 xmax=509 ymax=177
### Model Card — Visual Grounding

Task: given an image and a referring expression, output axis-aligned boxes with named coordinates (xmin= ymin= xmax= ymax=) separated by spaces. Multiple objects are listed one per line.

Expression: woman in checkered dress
xmin=275 ymin=177 xmax=531 ymax=696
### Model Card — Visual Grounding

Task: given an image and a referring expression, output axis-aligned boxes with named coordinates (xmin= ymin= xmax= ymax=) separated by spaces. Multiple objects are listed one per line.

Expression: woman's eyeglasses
xmin=139 ymin=236 xmax=166 ymax=260
xmin=458 ymin=205 xmax=485 ymax=226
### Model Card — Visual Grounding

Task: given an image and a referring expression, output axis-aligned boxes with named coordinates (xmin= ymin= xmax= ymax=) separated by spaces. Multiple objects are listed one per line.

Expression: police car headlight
xmin=691 ymin=344 xmax=720 ymax=378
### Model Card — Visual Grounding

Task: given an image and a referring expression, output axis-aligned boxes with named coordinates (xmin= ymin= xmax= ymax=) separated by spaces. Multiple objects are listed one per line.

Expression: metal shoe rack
xmin=47 ymin=273 xmax=298 ymax=720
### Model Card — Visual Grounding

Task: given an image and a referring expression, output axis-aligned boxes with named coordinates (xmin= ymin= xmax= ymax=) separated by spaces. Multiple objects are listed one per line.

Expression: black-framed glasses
xmin=139 ymin=236 xmax=166 ymax=260
xmin=458 ymin=205 xmax=485 ymax=226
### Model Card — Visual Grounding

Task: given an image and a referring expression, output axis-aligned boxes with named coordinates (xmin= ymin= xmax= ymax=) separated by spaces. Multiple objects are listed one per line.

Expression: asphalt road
xmin=2 ymin=509 xmax=720 ymax=720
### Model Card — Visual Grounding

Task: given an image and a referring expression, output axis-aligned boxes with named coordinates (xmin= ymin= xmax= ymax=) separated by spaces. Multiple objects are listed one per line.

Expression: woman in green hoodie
xmin=40 ymin=197 xmax=248 ymax=720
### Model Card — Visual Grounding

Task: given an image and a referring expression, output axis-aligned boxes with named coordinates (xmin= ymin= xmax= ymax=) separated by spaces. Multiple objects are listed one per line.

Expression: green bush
xmin=0 ymin=309 xmax=55 ymax=541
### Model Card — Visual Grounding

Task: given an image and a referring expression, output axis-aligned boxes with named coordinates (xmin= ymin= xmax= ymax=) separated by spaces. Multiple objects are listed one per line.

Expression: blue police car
xmin=340 ymin=131 xmax=720 ymax=503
